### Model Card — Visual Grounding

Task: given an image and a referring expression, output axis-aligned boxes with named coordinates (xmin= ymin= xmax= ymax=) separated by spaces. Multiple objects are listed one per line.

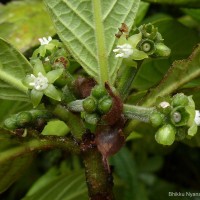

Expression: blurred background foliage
xmin=0 ymin=0 xmax=200 ymax=199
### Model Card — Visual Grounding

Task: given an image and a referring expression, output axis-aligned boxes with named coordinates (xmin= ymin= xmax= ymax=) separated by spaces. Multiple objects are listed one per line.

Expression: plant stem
xmin=53 ymin=104 xmax=85 ymax=139
xmin=81 ymin=133 xmax=114 ymax=200
xmin=123 ymin=104 xmax=155 ymax=123
xmin=83 ymin=150 xmax=114 ymax=200
xmin=117 ymin=61 xmax=143 ymax=100
xmin=0 ymin=135 xmax=80 ymax=163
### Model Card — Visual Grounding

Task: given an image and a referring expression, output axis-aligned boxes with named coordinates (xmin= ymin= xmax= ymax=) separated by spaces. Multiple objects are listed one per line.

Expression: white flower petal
xmin=38 ymin=36 xmax=52 ymax=45
xmin=29 ymin=73 xmax=49 ymax=91
xmin=195 ymin=110 xmax=200 ymax=126
xmin=113 ymin=43 xmax=133 ymax=58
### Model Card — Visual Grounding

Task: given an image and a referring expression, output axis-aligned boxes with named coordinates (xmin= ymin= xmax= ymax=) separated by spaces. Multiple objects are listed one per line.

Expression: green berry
xmin=170 ymin=107 xmax=189 ymax=126
xmin=16 ymin=112 xmax=32 ymax=127
xmin=155 ymin=124 xmax=176 ymax=145
xmin=91 ymin=85 xmax=107 ymax=99
xmin=84 ymin=113 xmax=100 ymax=125
xmin=4 ymin=117 xmax=17 ymax=130
xmin=98 ymin=96 xmax=113 ymax=114
xmin=30 ymin=110 xmax=52 ymax=120
xmin=83 ymin=97 xmax=97 ymax=113
xmin=137 ymin=39 xmax=155 ymax=55
xmin=171 ymin=93 xmax=189 ymax=107
xmin=155 ymin=43 xmax=171 ymax=57
xmin=150 ymin=112 xmax=164 ymax=127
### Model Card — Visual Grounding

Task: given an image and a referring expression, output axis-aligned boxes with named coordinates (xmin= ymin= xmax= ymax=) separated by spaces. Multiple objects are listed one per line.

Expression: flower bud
xmin=170 ymin=107 xmax=189 ymax=126
xmin=137 ymin=39 xmax=155 ymax=55
xmin=4 ymin=117 xmax=17 ymax=130
xmin=171 ymin=93 xmax=189 ymax=107
xmin=155 ymin=124 xmax=176 ymax=145
xmin=98 ymin=96 xmax=113 ymax=114
xmin=16 ymin=112 xmax=32 ymax=127
xmin=150 ymin=111 xmax=164 ymax=127
xmin=84 ymin=113 xmax=100 ymax=125
xmin=91 ymin=85 xmax=107 ymax=99
xmin=138 ymin=23 xmax=158 ymax=40
xmin=83 ymin=97 xmax=97 ymax=113
xmin=158 ymin=101 xmax=171 ymax=114
xmin=155 ymin=43 xmax=171 ymax=57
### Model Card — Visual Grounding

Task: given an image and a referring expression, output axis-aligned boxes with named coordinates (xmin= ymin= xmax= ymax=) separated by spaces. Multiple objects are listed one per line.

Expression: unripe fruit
xmin=155 ymin=43 xmax=171 ymax=57
xmin=155 ymin=124 xmax=176 ymax=145
xmin=171 ymin=93 xmax=189 ymax=107
xmin=4 ymin=117 xmax=17 ymax=130
xmin=137 ymin=39 xmax=155 ymax=55
xmin=91 ymin=85 xmax=107 ymax=99
xmin=16 ymin=112 xmax=32 ymax=127
xmin=150 ymin=112 xmax=164 ymax=127
xmin=170 ymin=107 xmax=189 ymax=126
xmin=83 ymin=97 xmax=97 ymax=113
xmin=98 ymin=96 xmax=113 ymax=114
xmin=84 ymin=113 xmax=100 ymax=125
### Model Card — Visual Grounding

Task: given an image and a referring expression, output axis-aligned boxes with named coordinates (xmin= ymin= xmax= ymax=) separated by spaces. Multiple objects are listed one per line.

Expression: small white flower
xmin=29 ymin=72 xmax=49 ymax=91
xmin=45 ymin=57 xmax=50 ymax=62
xmin=159 ymin=101 xmax=170 ymax=109
xmin=38 ymin=36 xmax=52 ymax=45
xmin=113 ymin=44 xmax=133 ymax=58
xmin=195 ymin=110 xmax=200 ymax=126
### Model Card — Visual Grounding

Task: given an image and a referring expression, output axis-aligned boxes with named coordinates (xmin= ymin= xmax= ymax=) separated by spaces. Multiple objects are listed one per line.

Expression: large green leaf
xmin=140 ymin=44 xmax=200 ymax=106
xmin=110 ymin=147 xmax=148 ymax=200
xmin=0 ymin=0 xmax=55 ymax=52
xmin=142 ymin=0 xmax=200 ymax=8
xmin=0 ymin=130 xmax=33 ymax=193
xmin=44 ymin=0 xmax=140 ymax=85
xmin=182 ymin=8 xmax=200 ymax=22
xmin=0 ymin=38 xmax=32 ymax=101
xmin=23 ymin=171 xmax=88 ymax=200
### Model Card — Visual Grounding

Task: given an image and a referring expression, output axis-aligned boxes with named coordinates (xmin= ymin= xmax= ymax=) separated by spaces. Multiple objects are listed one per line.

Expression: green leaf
xmin=42 ymin=120 xmax=70 ymax=136
xmin=182 ymin=8 xmax=200 ymax=22
xmin=23 ymin=171 xmax=87 ymax=200
xmin=133 ymin=18 xmax=199 ymax=91
xmin=110 ymin=147 xmax=148 ymax=200
xmin=0 ymin=38 xmax=32 ymax=101
xmin=135 ymin=2 xmax=150 ymax=26
xmin=0 ymin=0 xmax=55 ymax=52
xmin=0 ymin=130 xmax=33 ymax=193
xmin=140 ymin=44 xmax=200 ymax=107
xmin=142 ymin=0 xmax=200 ymax=8
xmin=0 ymin=100 xmax=32 ymax=126
xmin=44 ymin=0 xmax=140 ymax=85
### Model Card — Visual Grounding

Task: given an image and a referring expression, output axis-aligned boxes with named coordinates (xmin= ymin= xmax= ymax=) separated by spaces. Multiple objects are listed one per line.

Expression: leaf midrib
xmin=92 ymin=0 xmax=109 ymax=85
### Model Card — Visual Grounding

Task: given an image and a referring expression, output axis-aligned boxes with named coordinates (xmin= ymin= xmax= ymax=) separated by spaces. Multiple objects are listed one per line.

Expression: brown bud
xmin=74 ymin=76 xmax=96 ymax=98
xmin=95 ymin=125 xmax=125 ymax=158
xmin=102 ymin=83 xmax=123 ymax=125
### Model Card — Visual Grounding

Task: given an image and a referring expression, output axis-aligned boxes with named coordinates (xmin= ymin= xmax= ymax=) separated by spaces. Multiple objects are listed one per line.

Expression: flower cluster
xmin=113 ymin=23 xmax=171 ymax=65
xmin=150 ymin=93 xmax=197 ymax=145
xmin=23 ymin=58 xmax=63 ymax=107
xmin=81 ymin=85 xmax=113 ymax=131
xmin=22 ymin=36 xmax=74 ymax=107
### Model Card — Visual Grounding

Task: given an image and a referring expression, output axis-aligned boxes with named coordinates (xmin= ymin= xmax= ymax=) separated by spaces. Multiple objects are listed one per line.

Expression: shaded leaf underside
xmin=44 ymin=0 xmax=140 ymax=84
xmin=0 ymin=38 xmax=32 ymax=101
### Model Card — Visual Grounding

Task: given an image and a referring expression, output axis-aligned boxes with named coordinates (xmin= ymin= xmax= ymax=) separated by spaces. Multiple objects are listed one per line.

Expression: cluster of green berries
xmin=4 ymin=110 xmax=52 ymax=131
xmin=82 ymin=85 xmax=113 ymax=128
xmin=23 ymin=37 xmax=73 ymax=107
xmin=150 ymin=93 xmax=197 ymax=145
xmin=136 ymin=23 xmax=171 ymax=57
xmin=113 ymin=23 xmax=171 ymax=67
